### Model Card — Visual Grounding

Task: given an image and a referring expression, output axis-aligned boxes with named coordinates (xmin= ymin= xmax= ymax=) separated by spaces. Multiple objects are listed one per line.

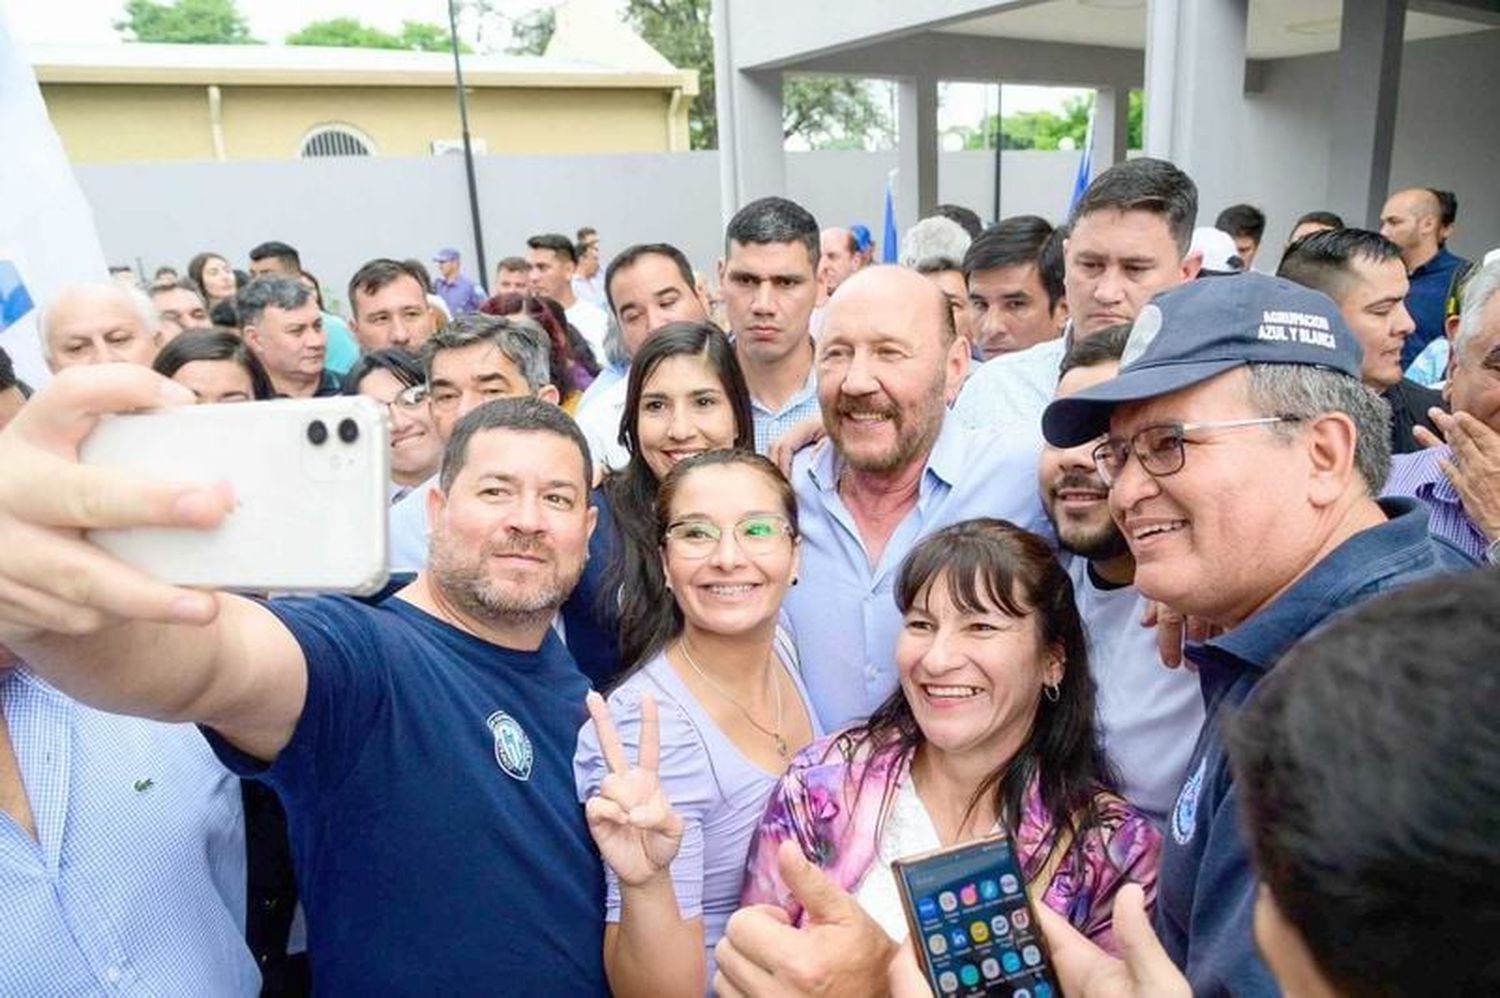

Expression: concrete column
xmin=712 ymin=0 xmax=786 ymax=224
xmin=1091 ymin=85 xmax=1129 ymax=177
xmin=1143 ymin=0 xmax=1249 ymax=213
xmin=896 ymin=75 xmax=939 ymax=237
xmin=1326 ymin=0 xmax=1406 ymax=228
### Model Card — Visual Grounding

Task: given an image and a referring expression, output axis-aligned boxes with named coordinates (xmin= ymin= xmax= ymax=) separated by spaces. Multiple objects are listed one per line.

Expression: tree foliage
xmin=286 ymin=18 xmax=466 ymax=53
xmin=115 ymin=0 xmax=256 ymax=44
xmin=507 ymin=0 xmax=890 ymax=151
xmin=961 ymin=91 xmax=1144 ymax=151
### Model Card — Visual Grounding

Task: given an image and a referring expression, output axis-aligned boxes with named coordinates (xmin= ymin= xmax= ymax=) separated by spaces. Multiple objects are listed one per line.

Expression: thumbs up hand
xmin=713 ymin=840 xmax=898 ymax=997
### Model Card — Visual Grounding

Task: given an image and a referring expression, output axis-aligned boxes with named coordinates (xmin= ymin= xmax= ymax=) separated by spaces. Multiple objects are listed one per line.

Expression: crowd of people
xmin=1 ymin=160 xmax=1497 ymax=998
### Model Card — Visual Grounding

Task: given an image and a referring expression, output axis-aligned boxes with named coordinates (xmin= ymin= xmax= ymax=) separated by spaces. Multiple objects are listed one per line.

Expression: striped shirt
xmin=1382 ymin=444 xmax=1490 ymax=561
xmin=0 ymin=669 xmax=257 ymax=995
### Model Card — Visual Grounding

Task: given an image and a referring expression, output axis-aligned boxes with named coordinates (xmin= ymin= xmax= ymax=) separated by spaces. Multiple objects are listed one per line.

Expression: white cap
xmin=1190 ymin=227 xmax=1244 ymax=274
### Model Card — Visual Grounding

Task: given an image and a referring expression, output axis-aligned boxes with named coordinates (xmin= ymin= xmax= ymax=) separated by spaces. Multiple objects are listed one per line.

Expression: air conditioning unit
xmin=430 ymin=138 xmax=488 ymax=155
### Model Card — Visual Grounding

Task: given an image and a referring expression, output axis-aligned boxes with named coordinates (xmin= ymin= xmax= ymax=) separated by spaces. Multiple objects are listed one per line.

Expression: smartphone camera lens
xmin=307 ymin=420 xmax=328 ymax=446
xmin=338 ymin=418 xmax=359 ymax=444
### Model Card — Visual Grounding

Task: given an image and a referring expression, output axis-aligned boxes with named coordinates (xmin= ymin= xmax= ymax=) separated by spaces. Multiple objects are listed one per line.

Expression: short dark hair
xmin=1214 ymin=204 xmax=1267 ymax=243
xmin=151 ymin=328 xmax=274 ymax=400
xmin=347 ymin=258 xmax=427 ymax=315
xmin=236 ymin=275 xmax=313 ymax=328
xmin=439 ymin=395 xmax=591 ymax=493
xmin=725 ymin=196 xmax=820 ymax=269
xmin=1069 ymin=158 xmax=1198 ymax=255
xmin=1275 ymin=228 xmax=1403 ymax=302
xmin=963 ymin=215 xmax=1064 ymax=309
xmin=423 ymin=312 xmax=552 ymax=391
xmin=400 ymin=259 xmax=435 ymax=294
xmin=1293 ymin=210 xmax=1344 ymax=233
xmin=1058 ymin=322 xmax=1131 ymax=378
xmin=603 ymin=243 xmax=696 ymax=315
xmin=247 ymin=241 xmax=301 ymax=271
xmin=577 ymin=226 xmax=598 ymax=244
xmin=341 ymin=347 xmax=425 ymax=395
xmin=0 ymin=345 xmax=17 ymax=393
xmin=497 ymin=256 xmax=529 ymax=274
xmin=1227 ymin=569 xmax=1500 ymax=997
xmin=148 ymin=278 xmax=207 ymax=302
xmin=933 ymin=204 xmax=985 ymax=240
xmin=527 ymin=233 xmax=578 ymax=265
xmin=210 ymin=298 xmax=239 ymax=328
xmin=1429 ymin=188 xmax=1457 ymax=228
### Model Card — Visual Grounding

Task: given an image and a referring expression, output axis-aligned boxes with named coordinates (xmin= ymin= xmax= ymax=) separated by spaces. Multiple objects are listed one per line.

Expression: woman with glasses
xmin=740 ymin=519 xmax=1159 ymax=958
xmin=152 ymin=327 xmax=273 ymax=403
xmin=341 ymin=349 xmax=442 ymax=503
xmin=560 ymin=322 xmax=753 ymax=685
xmin=575 ymin=449 xmax=822 ymax=998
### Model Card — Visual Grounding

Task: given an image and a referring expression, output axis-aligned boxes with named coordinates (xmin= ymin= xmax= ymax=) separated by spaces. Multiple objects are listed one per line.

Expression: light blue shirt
xmin=0 ymin=669 xmax=257 ymax=995
xmin=388 ymin=474 xmax=436 ymax=572
xmin=1405 ymin=336 xmax=1449 ymax=389
xmin=782 ymin=416 xmax=1053 ymax=728
xmin=951 ymin=335 xmax=1067 ymax=447
xmin=752 ymin=364 xmax=821 ymax=454
xmin=578 ymin=361 xmax=628 ymax=411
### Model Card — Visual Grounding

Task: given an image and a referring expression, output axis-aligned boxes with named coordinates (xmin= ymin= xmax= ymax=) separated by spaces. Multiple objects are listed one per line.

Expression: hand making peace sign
xmin=583 ymin=690 xmax=686 ymax=887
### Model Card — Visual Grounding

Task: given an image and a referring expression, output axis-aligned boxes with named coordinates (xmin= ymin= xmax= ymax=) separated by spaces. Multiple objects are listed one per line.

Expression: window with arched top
xmin=297 ymin=124 xmax=377 ymax=158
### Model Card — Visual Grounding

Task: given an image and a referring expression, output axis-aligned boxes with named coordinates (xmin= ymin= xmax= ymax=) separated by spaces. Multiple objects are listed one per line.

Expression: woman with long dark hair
xmin=186 ymin=252 xmax=238 ymax=308
xmin=740 ymin=519 xmax=1159 ymax=953
xmin=574 ymin=450 xmax=822 ymax=997
xmin=152 ymin=327 xmax=273 ymax=403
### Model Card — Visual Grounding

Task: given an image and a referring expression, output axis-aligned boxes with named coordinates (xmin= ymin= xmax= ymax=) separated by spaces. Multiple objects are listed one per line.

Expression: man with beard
xmin=781 ymin=266 xmax=1050 ymax=728
xmin=1038 ymin=325 xmax=1204 ymax=824
xmin=0 ymin=383 xmax=606 ymax=994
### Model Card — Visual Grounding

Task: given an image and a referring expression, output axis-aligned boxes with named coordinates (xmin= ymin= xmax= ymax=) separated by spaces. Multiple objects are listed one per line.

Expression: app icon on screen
xmin=1000 ymin=874 xmax=1020 ymax=894
xmin=1011 ymin=908 xmax=1031 ymax=930
xmin=918 ymin=896 xmax=939 ymax=921
xmin=970 ymin=920 xmax=990 ymax=944
xmin=1012 ymin=989 xmax=1032 ymax=998
xmin=981 ymin=957 xmax=1001 ymax=980
xmin=991 ymin=914 xmax=1012 ymax=936
xmin=1034 ymin=983 xmax=1053 ymax=998
xmin=980 ymin=878 xmax=1000 ymax=901
xmin=959 ymin=964 xmax=981 ymax=987
xmin=1001 ymin=950 xmax=1022 ymax=973
xmin=950 ymin=928 xmax=969 ymax=950
xmin=1022 ymin=945 xmax=1042 ymax=967
xmin=937 ymin=970 xmax=959 ymax=993
xmin=960 ymin=883 xmax=979 ymax=906
xmin=927 ymin=933 xmax=948 ymax=956
xmin=939 ymin=891 xmax=958 ymax=912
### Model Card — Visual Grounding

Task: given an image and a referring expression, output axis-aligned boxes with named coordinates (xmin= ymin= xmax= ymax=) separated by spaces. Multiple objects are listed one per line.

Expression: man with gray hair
xmin=1042 ymin=272 xmax=1473 ymax=996
xmin=387 ymin=312 xmax=558 ymax=571
xmin=901 ymin=215 xmax=975 ymax=349
xmin=238 ymin=275 xmax=337 ymax=398
xmin=40 ymin=281 xmax=161 ymax=372
xmin=1385 ymin=259 xmax=1500 ymax=563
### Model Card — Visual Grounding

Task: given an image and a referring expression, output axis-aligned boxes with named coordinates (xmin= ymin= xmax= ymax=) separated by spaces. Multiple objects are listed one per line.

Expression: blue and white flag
xmin=0 ymin=10 xmax=108 ymax=388
xmin=1066 ymin=103 xmax=1097 ymax=217
xmin=881 ymin=170 xmax=899 ymax=264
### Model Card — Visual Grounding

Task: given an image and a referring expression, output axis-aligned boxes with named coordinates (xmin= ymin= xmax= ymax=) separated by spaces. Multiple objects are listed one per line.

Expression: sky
xmin=6 ymin=0 xmax=1086 ymax=128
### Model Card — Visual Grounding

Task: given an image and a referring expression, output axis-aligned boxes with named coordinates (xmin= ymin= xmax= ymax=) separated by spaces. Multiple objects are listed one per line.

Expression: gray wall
xmin=77 ymin=148 xmax=1083 ymax=307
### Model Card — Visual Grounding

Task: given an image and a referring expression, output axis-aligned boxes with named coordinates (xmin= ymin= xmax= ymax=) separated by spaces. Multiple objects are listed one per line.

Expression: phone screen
xmin=894 ymin=835 xmax=1059 ymax=997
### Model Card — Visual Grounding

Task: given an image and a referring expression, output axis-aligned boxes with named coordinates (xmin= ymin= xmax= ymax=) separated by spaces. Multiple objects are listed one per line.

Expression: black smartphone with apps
xmin=892 ymin=834 xmax=1060 ymax=998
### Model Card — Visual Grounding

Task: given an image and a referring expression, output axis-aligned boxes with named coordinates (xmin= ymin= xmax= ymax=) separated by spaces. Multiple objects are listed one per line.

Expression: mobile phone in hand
xmin=79 ymin=397 xmax=390 ymax=594
xmin=893 ymin=834 xmax=1060 ymax=997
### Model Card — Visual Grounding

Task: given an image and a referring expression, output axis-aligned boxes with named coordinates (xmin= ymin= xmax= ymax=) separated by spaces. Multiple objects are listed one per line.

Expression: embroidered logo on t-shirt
xmin=1172 ymin=756 xmax=1207 ymax=846
xmin=487 ymin=710 xmax=534 ymax=782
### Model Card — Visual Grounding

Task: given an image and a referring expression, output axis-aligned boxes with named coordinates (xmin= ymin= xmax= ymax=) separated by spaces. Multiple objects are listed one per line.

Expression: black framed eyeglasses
xmin=1091 ymin=416 xmax=1303 ymax=487
xmin=663 ymin=514 xmax=796 ymax=559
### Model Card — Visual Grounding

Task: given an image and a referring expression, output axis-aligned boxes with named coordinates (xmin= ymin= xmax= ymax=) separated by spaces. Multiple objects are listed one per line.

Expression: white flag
xmin=0 ymin=9 xmax=108 ymax=388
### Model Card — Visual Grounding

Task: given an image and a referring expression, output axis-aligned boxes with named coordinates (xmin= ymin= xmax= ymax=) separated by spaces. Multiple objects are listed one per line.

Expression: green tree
xmin=286 ymin=17 xmax=466 ymax=52
xmin=506 ymin=8 xmax=555 ymax=56
xmin=115 ymin=0 xmax=256 ymax=44
xmin=782 ymin=75 xmax=892 ymax=149
xmin=961 ymin=90 xmax=1144 ymax=151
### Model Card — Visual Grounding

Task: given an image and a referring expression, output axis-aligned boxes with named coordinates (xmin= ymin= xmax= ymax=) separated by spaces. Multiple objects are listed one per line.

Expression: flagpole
xmin=447 ymin=0 xmax=489 ymax=285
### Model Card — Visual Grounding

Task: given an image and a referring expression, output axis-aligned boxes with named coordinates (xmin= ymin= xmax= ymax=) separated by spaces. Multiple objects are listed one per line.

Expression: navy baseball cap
xmin=1042 ymin=273 xmax=1364 ymax=447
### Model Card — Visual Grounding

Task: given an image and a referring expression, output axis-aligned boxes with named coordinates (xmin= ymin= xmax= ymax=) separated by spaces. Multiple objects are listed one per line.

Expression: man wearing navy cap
xmin=432 ymin=247 xmax=485 ymax=317
xmin=1042 ymin=272 xmax=1475 ymax=996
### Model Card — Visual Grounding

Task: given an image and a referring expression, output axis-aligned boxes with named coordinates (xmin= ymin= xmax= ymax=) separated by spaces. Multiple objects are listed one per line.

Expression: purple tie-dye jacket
xmin=740 ymin=733 xmax=1161 ymax=955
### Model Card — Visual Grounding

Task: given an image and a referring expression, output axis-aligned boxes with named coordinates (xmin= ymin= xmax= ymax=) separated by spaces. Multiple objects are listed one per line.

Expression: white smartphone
xmin=79 ymin=396 xmax=391 ymax=594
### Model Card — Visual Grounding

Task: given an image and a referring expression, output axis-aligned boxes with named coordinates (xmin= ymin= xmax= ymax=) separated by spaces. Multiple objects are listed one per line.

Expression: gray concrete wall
xmin=76 ymin=148 xmax=1085 ymax=305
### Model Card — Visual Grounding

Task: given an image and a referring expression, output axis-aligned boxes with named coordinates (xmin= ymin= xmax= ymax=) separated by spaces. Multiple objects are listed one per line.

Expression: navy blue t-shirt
xmin=1155 ymin=499 xmax=1474 ymax=996
xmin=206 ymin=595 xmax=607 ymax=995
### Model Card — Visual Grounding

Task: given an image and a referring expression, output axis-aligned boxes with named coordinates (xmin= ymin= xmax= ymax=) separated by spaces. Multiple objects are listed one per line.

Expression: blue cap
xmin=850 ymin=224 xmax=873 ymax=253
xmin=433 ymin=246 xmax=460 ymax=262
xmin=1041 ymin=273 xmax=1364 ymax=447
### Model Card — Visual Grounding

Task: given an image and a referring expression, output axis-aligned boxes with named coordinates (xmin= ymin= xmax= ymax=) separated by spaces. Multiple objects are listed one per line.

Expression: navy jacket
xmin=1155 ymin=498 xmax=1475 ymax=996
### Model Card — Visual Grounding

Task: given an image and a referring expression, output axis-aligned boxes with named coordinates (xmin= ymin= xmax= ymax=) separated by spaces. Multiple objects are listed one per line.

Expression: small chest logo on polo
xmin=1172 ymin=757 xmax=1207 ymax=846
xmin=487 ymin=710 xmax=533 ymax=782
